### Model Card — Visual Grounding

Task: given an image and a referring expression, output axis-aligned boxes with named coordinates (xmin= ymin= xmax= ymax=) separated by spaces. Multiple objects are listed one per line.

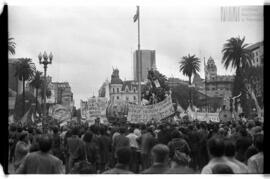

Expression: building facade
xmin=133 ymin=50 xmax=156 ymax=82
xmin=99 ymin=69 xmax=140 ymax=104
xmin=246 ymin=41 xmax=263 ymax=67
xmin=52 ymin=82 xmax=74 ymax=107
xmin=193 ymin=57 xmax=234 ymax=108
xmin=167 ymin=77 xmax=189 ymax=88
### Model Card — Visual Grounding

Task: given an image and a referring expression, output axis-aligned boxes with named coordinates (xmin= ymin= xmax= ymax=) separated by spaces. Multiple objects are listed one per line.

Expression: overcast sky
xmin=8 ymin=4 xmax=263 ymax=107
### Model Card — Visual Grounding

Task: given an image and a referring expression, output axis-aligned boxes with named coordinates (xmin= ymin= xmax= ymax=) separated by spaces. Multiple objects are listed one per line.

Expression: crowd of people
xmin=8 ymin=117 xmax=264 ymax=174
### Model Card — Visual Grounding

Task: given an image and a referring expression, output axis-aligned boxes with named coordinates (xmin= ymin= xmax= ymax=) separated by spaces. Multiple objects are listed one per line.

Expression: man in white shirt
xmin=201 ymin=136 xmax=241 ymax=174
xmin=224 ymin=138 xmax=248 ymax=173
xmin=126 ymin=127 xmax=140 ymax=173
xmin=248 ymin=134 xmax=263 ymax=173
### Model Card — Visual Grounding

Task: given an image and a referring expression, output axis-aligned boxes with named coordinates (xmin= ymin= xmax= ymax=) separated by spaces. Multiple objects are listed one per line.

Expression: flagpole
xmin=137 ymin=6 xmax=141 ymax=105
xmin=204 ymin=57 xmax=208 ymax=113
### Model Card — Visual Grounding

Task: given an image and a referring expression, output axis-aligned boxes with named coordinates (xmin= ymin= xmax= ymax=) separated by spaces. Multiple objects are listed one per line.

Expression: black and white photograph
xmin=4 ymin=0 xmax=265 ymax=175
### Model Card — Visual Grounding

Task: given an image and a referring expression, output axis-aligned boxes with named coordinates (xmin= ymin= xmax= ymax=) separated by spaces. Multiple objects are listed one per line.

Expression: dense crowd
xmin=8 ymin=117 xmax=264 ymax=174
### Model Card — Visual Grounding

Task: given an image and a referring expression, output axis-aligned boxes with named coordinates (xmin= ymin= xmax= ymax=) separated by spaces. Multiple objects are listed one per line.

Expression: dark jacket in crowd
xmin=141 ymin=163 xmax=169 ymax=174
xmin=16 ymin=151 xmax=64 ymax=174
xmin=157 ymin=130 xmax=171 ymax=145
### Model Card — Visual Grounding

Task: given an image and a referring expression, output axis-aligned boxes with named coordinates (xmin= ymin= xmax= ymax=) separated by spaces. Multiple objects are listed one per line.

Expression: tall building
xmin=52 ymin=82 xmax=74 ymax=107
xmin=246 ymin=41 xmax=263 ymax=67
xmin=193 ymin=57 xmax=234 ymax=108
xmin=133 ymin=50 xmax=156 ymax=82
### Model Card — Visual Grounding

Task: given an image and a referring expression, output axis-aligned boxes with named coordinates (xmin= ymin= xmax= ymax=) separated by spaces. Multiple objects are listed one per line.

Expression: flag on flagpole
xmin=133 ymin=6 xmax=139 ymax=22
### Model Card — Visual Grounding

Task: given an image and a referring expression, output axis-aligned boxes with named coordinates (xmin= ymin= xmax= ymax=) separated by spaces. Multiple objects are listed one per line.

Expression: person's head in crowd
xmin=147 ymin=127 xmax=154 ymax=134
xmin=119 ymin=127 xmax=126 ymax=134
xmin=172 ymin=149 xmax=191 ymax=167
xmin=224 ymin=139 xmax=236 ymax=158
xmin=247 ymin=121 xmax=255 ymax=129
xmin=134 ymin=128 xmax=141 ymax=137
xmin=212 ymin=164 xmax=234 ymax=174
xmin=52 ymin=127 xmax=59 ymax=134
xmin=218 ymin=128 xmax=226 ymax=136
xmin=171 ymin=129 xmax=182 ymax=139
xmin=83 ymin=132 xmax=93 ymax=143
xmin=151 ymin=144 xmax=170 ymax=165
xmin=254 ymin=133 xmax=263 ymax=152
xmin=38 ymin=134 xmax=52 ymax=153
xmin=245 ymin=145 xmax=259 ymax=160
xmin=99 ymin=126 xmax=106 ymax=136
xmin=207 ymin=136 xmax=225 ymax=158
xmin=71 ymin=127 xmax=79 ymax=136
xmin=239 ymin=127 xmax=248 ymax=137
xmin=17 ymin=126 xmax=23 ymax=133
xmin=19 ymin=131 xmax=29 ymax=143
xmin=90 ymin=125 xmax=100 ymax=135
xmin=128 ymin=126 xmax=134 ymax=134
xmin=28 ymin=127 xmax=33 ymax=134
xmin=116 ymin=147 xmax=131 ymax=165
xmin=10 ymin=124 xmax=17 ymax=132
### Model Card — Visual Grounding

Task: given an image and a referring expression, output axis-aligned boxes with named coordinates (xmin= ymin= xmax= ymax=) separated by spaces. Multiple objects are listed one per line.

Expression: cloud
xmin=9 ymin=5 xmax=263 ymax=107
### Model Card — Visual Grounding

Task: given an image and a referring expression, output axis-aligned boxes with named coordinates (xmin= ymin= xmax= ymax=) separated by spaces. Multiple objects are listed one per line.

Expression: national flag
xmin=133 ymin=6 xmax=139 ymax=22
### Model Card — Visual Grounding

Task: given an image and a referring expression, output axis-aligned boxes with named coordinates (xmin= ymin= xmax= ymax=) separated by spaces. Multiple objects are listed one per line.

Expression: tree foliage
xmin=8 ymin=37 xmax=16 ymax=55
xmin=222 ymin=36 xmax=253 ymax=71
xmin=141 ymin=69 xmax=170 ymax=105
xmin=179 ymin=54 xmax=201 ymax=84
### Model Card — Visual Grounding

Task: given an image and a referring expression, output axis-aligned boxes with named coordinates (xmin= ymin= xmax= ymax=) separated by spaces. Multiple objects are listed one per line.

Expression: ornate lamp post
xmin=38 ymin=51 xmax=53 ymax=118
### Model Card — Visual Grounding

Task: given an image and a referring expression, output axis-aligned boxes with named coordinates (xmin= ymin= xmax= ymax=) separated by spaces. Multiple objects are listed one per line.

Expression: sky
xmin=8 ymin=2 xmax=263 ymax=108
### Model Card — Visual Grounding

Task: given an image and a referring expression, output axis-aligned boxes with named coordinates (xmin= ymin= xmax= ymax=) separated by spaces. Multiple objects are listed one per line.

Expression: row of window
xmin=111 ymin=96 xmax=137 ymax=101
xmin=112 ymin=87 xmax=136 ymax=93
xmin=206 ymin=87 xmax=230 ymax=91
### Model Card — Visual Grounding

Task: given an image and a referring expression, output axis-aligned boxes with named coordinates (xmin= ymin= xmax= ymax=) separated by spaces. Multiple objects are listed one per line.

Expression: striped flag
xmin=133 ymin=6 xmax=139 ymax=22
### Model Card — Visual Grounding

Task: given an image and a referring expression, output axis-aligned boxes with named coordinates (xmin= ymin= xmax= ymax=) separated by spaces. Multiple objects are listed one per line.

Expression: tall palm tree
xmin=222 ymin=36 xmax=253 ymax=73
xmin=8 ymin=37 xmax=16 ymax=55
xmin=15 ymin=58 xmax=36 ymax=115
xmin=222 ymin=37 xmax=253 ymax=116
xmin=179 ymin=54 xmax=201 ymax=106
xmin=29 ymin=70 xmax=43 ymax=113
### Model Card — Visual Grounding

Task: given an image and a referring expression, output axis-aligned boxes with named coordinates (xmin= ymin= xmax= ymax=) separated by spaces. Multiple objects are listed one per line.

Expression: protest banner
xmin=127 ymin=95 xmax=175 ymax=123
xmin=49 ymin=104 xmax=71 ymax=123
xmin=87 ymin=97 xmax=108 ymax=117
xmin=195 ymin=112 xmax=220 ymax=122
xmin=80 ymin=100 xmax=87 ymax=119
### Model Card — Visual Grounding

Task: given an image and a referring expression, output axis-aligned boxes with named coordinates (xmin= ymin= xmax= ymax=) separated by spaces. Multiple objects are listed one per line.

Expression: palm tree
xmin=15 ymin=58 xmax=36 ymax=115
xmin=179 ymin=54 xmax=201 ymax=106
xmin=8 ymin=37 xmax=16 ymax=55
xmin=222 ymin=36 xmax=253 ymax=73
xmin=29 ymin=70 xmax=43 ymax=114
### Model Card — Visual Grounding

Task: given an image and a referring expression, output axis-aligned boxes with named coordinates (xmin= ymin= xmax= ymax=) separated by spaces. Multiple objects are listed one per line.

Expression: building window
xmin=126 ymin=97 xmax=129 ymax=101
xmin=117 ymin=96 xmax=119 ymax=99
xmin=134 ymin=96 xmax=136 ymax=100
xmin=113 ymin=88 xmax=115 ymax=93
xmin=117 ymin=88 xmax=119 ymax=93
xmin=134 ymin=88 xmax=136 ymax=92
xmin=212 ymin=88 xmax=215 ymax=90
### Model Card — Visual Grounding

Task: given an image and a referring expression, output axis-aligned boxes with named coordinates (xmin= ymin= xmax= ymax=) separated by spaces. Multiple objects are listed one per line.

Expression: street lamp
xmin=39 ymin=51 xmax=53 ymax=119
